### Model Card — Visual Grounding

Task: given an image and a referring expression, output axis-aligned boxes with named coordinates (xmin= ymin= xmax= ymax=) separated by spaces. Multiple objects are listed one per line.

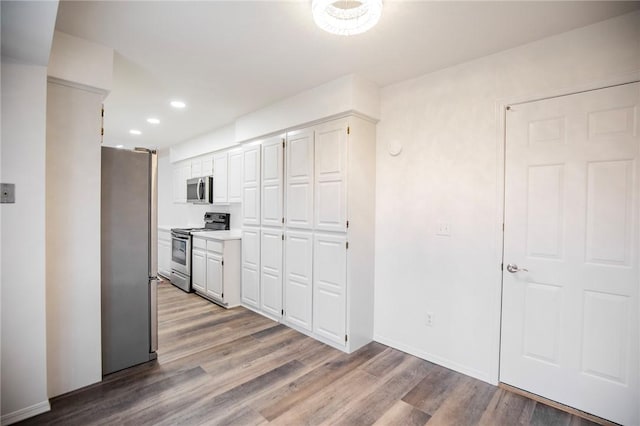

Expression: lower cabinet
xmin=284 ymin=231 xmax=313 ymax=332
xmin=241 ymin=227 xmax=260 ymax=309
xmin=192 ymin=236 xmax=241 ymax=308
xmin=158 ymin=228 xmax=172 ymax=278
xmin=260 ymin=228 xmax=283 ymax=319
xmin=312 ymin=233 xmax=347 ymax=347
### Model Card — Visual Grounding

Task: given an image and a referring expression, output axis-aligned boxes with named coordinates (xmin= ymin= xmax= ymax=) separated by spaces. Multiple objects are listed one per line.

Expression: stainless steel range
xmin=170 ymin=212 xmax=230 ymax=292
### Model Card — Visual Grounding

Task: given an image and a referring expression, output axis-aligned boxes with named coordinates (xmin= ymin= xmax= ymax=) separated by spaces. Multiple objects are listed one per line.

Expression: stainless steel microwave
xmin=186 ymin=176 xmax=213 ymax=204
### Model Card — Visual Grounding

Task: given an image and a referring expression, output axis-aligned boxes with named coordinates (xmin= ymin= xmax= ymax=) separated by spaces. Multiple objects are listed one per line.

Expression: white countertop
xmin=158 ymin=225 xmax=172 ymax=231
xmin=191 ymin=230 xmax=242 ymax=241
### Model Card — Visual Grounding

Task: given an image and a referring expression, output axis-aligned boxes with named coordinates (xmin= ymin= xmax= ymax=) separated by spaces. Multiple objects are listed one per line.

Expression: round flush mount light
xmin=312 ymin=0 xmax=382 ymax=36
xmin=146 ymin=117 xmax=160 ymax=124
xmin=129 ymin=129 xmax=142 ymax=135
xmin=170 ymin=100 xmax=186 ymax=109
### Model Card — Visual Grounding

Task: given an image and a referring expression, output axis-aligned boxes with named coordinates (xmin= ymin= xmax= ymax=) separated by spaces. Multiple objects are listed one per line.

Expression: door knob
xmin=506 ymin=264 xmax=528 ymax=273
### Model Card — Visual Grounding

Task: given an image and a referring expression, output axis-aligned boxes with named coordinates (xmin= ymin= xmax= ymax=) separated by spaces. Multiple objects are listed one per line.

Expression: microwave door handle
xmin=196 ymin=179 xmax=202 ymax=201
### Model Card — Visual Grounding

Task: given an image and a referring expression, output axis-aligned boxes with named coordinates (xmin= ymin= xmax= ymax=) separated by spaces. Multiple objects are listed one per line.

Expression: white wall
xmin=0 ymin=63 xmax=50 ymax=423
xmin=44 ymin=31 xmax=113 ymax=399
xmin=235 ymin=74 xmax=380 ymax=143
xmin=374 ymin=11 xmax=640 ymax=383
xmin=170 ymin=124 xmax=236 ymax=164
xmin=48 ymin=31 xmax=114 ymax=92
xmin=45 ymin=81 xmax=104 ymax=398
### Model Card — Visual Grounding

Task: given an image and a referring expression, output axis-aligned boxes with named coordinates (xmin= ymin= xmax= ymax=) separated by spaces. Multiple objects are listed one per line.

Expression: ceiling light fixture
xmin=312 ymin=0 xmax=382 ymax=36
xmin=146 ymin=117 xmax=160 ymax=124
xmin=170 ymin=100 xmax=186 ymax=109
xmin=129 ymin=129 xmax=142 ymax=135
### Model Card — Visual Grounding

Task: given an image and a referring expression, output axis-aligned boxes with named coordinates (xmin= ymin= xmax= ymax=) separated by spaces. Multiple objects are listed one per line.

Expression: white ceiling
xmin=54 ymin=1 xmax=640 ymax=150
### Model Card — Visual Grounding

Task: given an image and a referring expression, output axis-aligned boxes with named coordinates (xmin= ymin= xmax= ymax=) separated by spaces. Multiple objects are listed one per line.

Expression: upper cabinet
xmin=286 ymin=128 xmax=314 ymax=230
xmin=314 ymin=118 xmax=348 ymax=232
xmin=261 ymin=135 xmax=284 ymax=228
xmin=242 ymin=143 xmax=261 ymax=225
xmin=172 ymin=161 xmax=191 ymax=203
xmin=213 ymin=152 xmax=228 ymax=204
xmin=227 ymin=148 xmax=243 ymax=203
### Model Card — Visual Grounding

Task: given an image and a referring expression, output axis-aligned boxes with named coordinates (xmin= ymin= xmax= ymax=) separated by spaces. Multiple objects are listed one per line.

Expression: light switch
xmin=436 ymin=222 xmax=451 ymax=236
xmin=1 ymin=183 xmax=15 ymax=203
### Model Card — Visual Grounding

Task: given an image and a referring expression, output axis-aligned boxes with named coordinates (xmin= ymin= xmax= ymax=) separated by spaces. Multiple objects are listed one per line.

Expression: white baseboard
xmin=374 ymin=334 xmax=495 ymax=385
xmin=1 ymin=400 xmax=50 ymax=425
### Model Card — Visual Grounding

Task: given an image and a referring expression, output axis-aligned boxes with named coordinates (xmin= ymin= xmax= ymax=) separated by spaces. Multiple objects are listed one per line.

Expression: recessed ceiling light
xmin=170 ymin=100 xmax=186 ymax=109
xmin=115 ymin=144 xmax=124 ymax=149
xmin=312 ymin=0 xmax=383 ymax=36
xmin=147 ymin=117 xmax=160 ymax=124
xmin=129 ymin=129 xmax=142 ymax=135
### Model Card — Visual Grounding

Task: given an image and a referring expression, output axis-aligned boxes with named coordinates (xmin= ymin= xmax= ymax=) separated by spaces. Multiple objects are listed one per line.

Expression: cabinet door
xmin=241 ymin=227 xmax=260 ymax=309
xmin=202 ymin=156 xmax=213 ymax=176
xmin=286 ymin=128 xmax=314 ymax=230
xmin=261 ymin=229 xmax=283 ymax=318
xmin=284 ymin=231 xmax=313 ymax=331
xmin=191 ymin=159 xmax=202 ymax=178
xmin=313 ymin=233 xmax=346 ymax=346
xmin=206 ymin=252 xmax=223 ymax=300
xmin=261 ymin=136 xmax=284 ymax=227
xmin=228 ymin=149 xmax=243 ymax=203
xmin=213 ymin=152 xmax=228 ymax=203
xmin=192 ymin=248 xmax=206 ymax=294
xmin=172 ymin=162 xmax=191 ymax=203
xmin=242 ymin=145 xmax=261 ymax=226
xmin=158 ymin=238 xmax=172 ymax=278
xmin=315 ymin=119 xmax=348 ymax=232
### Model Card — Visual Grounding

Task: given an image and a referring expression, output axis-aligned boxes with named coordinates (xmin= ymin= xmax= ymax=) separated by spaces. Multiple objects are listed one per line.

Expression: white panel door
xmin=501 ymin=83 xmax=639 ymax=426
xmin=261 ymin=229 xmax=283 ymax=318
xmin=228 ymin=148 xmax=243 ymax=203
xmin=313 ymin=233 xmax=346 ymax=346
xmin=242 ymin=144 xmax=261 ymax=226
xmin=206 ymin=252 xmax=223 ymax=301
xmin=286 ymin=128 xmax=314 ymax=229
xmin=213 ymin=152 xmax=228 ymax=204
xmin=261 ymin=136 xmax=284 ymax=227
xmin=191 ymin=248 xmax=206 ymax=294
xmin=284 ymin=230 xmax=313 ymax=331
xmin=241 ymin=227 xmax=260 ymax=309
xmin=315 ymin=119 xmax=347 ymax=232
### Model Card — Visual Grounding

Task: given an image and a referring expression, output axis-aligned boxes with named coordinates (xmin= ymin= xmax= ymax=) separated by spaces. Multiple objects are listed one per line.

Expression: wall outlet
xmin=436 ymin=222 xmax=451 ymax=236
xmin=426 ymin=312 xmax=434 ymax=326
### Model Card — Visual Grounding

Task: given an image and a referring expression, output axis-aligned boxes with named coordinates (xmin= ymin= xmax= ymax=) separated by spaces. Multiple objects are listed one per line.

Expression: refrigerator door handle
xmin=150 ymin=277 xmax=158 ymax=352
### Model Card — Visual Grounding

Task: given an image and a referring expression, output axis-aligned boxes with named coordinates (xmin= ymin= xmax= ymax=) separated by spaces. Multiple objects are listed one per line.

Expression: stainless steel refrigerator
xmin=101 ymin=147 xmax=158 ymax=375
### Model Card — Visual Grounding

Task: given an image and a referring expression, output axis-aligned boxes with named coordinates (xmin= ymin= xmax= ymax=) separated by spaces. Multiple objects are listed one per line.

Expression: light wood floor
xmin=21 ymin=280 xmax=601 ymax=426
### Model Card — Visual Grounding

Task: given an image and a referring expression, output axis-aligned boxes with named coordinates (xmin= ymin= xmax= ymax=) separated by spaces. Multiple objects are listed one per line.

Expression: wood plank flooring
xmin=20 ymin=280 xmax=602 ymax=426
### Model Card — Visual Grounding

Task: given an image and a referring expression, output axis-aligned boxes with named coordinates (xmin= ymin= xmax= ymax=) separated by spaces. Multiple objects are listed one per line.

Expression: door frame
xmin=489 ymin=71 xmax=640 ymax=385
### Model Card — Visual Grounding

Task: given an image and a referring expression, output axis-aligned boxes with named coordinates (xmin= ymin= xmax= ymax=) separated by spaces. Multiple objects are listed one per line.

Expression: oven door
xmin=171 ymin=233 xmax=190 ymax=276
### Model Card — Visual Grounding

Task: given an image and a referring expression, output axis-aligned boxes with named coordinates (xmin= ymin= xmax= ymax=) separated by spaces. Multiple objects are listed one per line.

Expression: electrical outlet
xmin=426 ymin=312 xmax=434 ymax=326
xmin=436 ymin=222 xmax=451 ymax=236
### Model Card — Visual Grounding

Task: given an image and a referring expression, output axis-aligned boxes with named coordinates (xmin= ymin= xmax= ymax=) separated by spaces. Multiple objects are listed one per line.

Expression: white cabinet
xmin=206 ymin=250 xmax=223 ymax=300
xmin=242 ymin=144 xmax=261 ymax=226
xmin=172 ymin=161 xmax=191 ymax=203
xmin=213 ymin=152 xmax=228 ymax=204
xmin=284 ymin=230 xmax=313 ymax=331
xmin=286 ymin=128 xmax=314 ymax=230
xmin=261 ymin=136 xmax=284 ymax=227
xmin=314 ymin=119 xmax=348 ymax=232
xmin=191 ymin=246 xmax=206 ymax=294
xmin=191 ymin=159 xmax=202 ymax=179
xmin=158 ymin=229 xmax=172 ymax=278
xmin=241 ymin=227 xmax=260 ymax=309
xmin=313 ymin=233 xmax=347 ymax=346
xmin=260 ymin=228 xmax=283 ymax=319
xmin=191 ymin=235 xmax=241 ymax=308
xmin=228 ymin=148 xmax=243 ymax=203
xmin=202 ymin=156 xmax=213 ymax=177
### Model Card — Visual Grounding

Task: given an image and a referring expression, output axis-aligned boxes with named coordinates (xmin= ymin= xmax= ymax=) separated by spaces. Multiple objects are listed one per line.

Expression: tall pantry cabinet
xmin=241 ymin=115 xmax=375 ymax=353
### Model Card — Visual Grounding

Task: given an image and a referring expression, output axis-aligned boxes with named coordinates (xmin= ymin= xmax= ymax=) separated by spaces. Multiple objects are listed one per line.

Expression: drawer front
xmin=193 ymin=237 xmax=206 ymax=250
xmin=207 ymin=240 xmax=224 ymax=253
